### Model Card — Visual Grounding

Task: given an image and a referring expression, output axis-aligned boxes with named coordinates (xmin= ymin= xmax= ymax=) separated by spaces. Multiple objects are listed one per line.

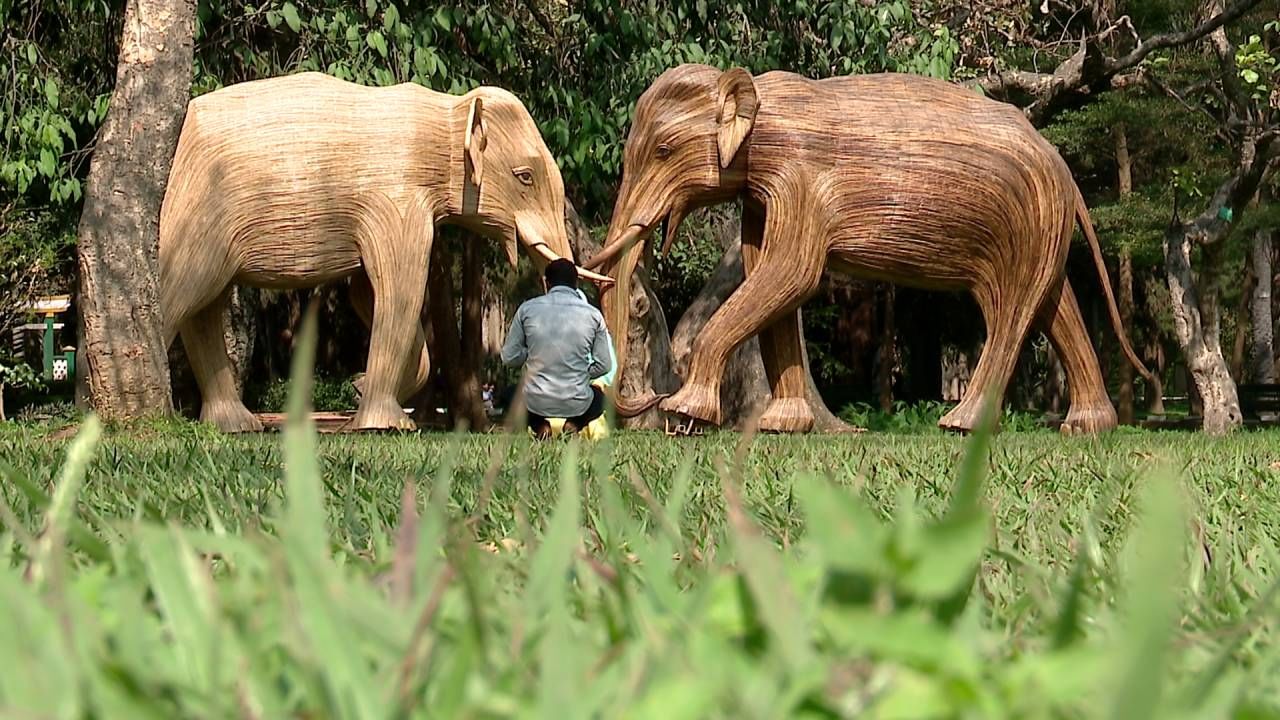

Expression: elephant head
xmin=587 ymin=64 xmax=757 ymax=415
xmin=453 ymin=87 xmax=612 ymax=284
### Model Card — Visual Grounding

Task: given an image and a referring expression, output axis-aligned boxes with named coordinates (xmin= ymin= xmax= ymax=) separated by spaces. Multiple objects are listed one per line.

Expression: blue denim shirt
xmin=501 ymin=286 xmax=613 ymax=418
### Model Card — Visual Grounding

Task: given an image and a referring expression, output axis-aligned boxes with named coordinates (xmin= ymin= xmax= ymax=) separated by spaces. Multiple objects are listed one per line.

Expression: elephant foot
xmin=660 ymin=384 xmax=722 ymax=426
xmin=201 ymin=401 xmax=263 ymax=433
xmin=758 ymin=398 xmax=815 ymax=433
xmin=1060 ymin=404 xmax=1117 ymax=435
xmin=938 ymin=402 xmax=981 ymax=434
xmin=352 ymin=396 xmax=416 ymax=432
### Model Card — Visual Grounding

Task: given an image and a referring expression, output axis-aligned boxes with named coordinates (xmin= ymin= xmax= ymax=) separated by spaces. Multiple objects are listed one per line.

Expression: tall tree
xmin=75 ymin=0 xmax=196 ymax=420
xmin=1115 ymin=123 xmax=1137 ymax=424
xmin=1156 ymin=2 xmax=1278 ymax=434
xmin=1248 ymin=191 xmax=1276 ymax=383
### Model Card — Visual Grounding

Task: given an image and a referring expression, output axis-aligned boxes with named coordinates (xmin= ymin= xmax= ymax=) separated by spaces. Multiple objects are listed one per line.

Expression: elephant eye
xmin=513 ymin=166 xmax=535 ymax=186
xmin=655 ymin=143 xmax=673 ymax=159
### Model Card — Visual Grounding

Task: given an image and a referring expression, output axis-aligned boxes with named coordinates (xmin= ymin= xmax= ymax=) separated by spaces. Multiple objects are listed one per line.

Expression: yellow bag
xmin=536 ymin=383 xmax=610 ymax=440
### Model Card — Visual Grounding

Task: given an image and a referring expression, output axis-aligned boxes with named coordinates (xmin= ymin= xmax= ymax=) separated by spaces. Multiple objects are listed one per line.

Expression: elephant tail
xmin=1075 ymin=190 xmax=1158 ymax=385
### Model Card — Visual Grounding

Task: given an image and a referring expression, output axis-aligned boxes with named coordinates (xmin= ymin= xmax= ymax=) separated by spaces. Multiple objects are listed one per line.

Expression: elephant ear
xmin=465 ymin=96 xmax=487 ymax=188
xmin=716 ymin=67 xmax=758 ymax=169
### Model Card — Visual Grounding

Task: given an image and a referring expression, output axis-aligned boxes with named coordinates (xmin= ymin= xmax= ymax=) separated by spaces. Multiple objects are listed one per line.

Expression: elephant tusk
xmin=660 ymin=205 xmax=687 ymax=260
xmin=529 ymin=242 xmax=616 ymax=287
xmin=583 ymin=224 xmax=645 ymax=270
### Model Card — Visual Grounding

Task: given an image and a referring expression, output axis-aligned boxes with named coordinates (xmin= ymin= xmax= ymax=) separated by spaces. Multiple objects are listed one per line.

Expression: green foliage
xmin=838 ymin=400 xmax=1048 ymax=433
xmin=1 ymin=2 xmax=117 ymax=205
xmin=1236 ymin=29 xmax=1279 ymax=101
xmin=5 ymin=400 xmax=1280 ymax=713
xmin=650 ymin=207 xmax=730 ymax=314
xmin=0 ymin=361 xmax=41 ymax=392
xmin=251 ymin=374 xmax=359 ymax=413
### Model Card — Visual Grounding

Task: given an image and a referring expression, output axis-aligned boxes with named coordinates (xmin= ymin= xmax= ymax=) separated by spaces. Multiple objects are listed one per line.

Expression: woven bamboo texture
xmin=159 ymin=71 xmax=590 ymax=432
xmin=591 ymin=64 xmax=1150 ymax=434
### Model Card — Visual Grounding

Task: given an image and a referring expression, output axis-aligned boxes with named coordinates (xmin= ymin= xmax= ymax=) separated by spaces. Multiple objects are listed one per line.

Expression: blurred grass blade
xmin=1050 ymin=533 xmax=1090 ymax=650
xmin=137 ymin=525 xmax=219 ymax=696
xmin=1108 ymin=470 xmax=1185 ymax=720
xmin=722 ymin=472 xmax=813 ymax=674
xmin=950 ymin=397 xmax=996 ymax=515
xmin=526 ymin=441 xmax=581 ymax=617
xmin=29 ymin=414 xmax=101 ymax=585
xmin=283 ymin=300 xmax=325 ymax=555
xmin=3 ymin=465 xmax=110 ymax=563
xmin=0 ymin=569 xmax=80 ymax=718
xmin=278 ymin=301 xmax=384 ymax=719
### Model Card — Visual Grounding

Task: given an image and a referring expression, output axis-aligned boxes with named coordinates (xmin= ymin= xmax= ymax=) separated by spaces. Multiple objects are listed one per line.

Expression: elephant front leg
xmin=352 ymin=203 xmax=433 ymax=431
xmin=349 ymin=271 xmax=432 ymax=403
xmin=740 ymin=205 xmax=814 ymax=433
xmin=662 ymin=190 xmax=826 ymax=427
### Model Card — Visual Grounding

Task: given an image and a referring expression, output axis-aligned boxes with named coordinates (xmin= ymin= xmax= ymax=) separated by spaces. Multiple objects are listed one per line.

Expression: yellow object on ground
xmin=535 ymin=383 xmax=611 ymax=440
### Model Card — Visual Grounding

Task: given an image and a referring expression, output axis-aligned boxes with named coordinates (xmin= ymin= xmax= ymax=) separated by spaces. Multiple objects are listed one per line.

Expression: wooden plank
xmin=27 ymin=295 xmax=71 ymax=314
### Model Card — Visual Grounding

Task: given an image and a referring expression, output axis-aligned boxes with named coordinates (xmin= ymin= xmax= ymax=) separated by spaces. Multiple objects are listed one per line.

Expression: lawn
xmin=2 ymin=411 xmax=1280 ymax=717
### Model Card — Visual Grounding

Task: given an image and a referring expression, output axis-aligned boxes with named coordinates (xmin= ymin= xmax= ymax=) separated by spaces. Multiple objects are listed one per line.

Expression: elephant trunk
xmin=599 ymin=211 xmax=667 ymax=418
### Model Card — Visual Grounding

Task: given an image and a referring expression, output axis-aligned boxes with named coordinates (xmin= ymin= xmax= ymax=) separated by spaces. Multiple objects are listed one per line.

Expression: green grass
xmin=2 ymin=420 xmax=1280 ymax=716
xmin=2 ymin=321 xmax=1280 ymax=717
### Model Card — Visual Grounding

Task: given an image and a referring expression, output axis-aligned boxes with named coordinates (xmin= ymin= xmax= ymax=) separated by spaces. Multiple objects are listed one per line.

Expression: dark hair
xmin=544 ymin=258 xmax=578 ymax=289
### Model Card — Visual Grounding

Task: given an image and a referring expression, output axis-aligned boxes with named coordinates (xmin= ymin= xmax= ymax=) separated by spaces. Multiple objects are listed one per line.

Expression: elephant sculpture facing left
xmin=160 ymin=72 xmax=610 ymax=432
xmin=588 ymin=64 xmax=1152 ymax=435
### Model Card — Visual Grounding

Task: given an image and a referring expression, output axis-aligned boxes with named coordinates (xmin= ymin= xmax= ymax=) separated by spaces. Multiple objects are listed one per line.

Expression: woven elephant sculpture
xmin=160 ymin=72 xmax=610 ymax=432
xmin=587 ymin=64 xmax=1151 ymax=434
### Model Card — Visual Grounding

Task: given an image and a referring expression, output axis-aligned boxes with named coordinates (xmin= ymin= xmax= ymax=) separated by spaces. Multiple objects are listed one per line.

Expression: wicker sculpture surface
xmin=159 ymin=72 xmax=609 ymax=432
xmin=589 ymin=64 xmax=1152 ymax=434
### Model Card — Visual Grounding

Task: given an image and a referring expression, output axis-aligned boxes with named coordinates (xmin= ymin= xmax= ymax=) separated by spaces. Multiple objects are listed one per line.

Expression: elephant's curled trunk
xmin=599 ymin=226 xmax=668 ymax=418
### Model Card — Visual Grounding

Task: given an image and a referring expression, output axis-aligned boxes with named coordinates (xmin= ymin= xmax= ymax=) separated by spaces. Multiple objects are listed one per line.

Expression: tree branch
xmin=1143 ymin=72 xmax=1233 ymax=144
xmin=520 ymin=0 xmax=556 ymax=38
xmin=972 ymin=0 xmax=1265 ymax=125
xmin=1178 ymin=130 xmax=1280 ymax=247
xmin=1104 ymin=0 xmax=1261 ymax=74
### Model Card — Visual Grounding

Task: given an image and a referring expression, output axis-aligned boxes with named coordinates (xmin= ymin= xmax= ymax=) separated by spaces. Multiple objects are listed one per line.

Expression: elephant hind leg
xmin=160 ymin=232 xmax=236 ymax=347
xmin=939 ymin=276 xmax=1049 ymax=434
xmin=181 ymin=288 xmax=262 ymax=433
xmin=1039 ymin=280 xmax=1117 ymax=434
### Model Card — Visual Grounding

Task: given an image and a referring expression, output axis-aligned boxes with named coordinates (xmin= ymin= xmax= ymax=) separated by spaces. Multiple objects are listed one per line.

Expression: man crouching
xmin=501 ymin=259 xmax=613 ymax=438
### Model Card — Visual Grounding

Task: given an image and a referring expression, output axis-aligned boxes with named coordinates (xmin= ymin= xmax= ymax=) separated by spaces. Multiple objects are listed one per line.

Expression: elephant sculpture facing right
xmin=588 ymin=64 xmax=1151 ymax=434
xmin=160 ymin=72 xmax=610 ymax=432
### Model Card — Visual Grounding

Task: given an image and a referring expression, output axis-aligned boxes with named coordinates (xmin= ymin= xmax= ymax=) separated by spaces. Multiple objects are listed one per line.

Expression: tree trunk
xmin=75 ymin=0 xmax=195 ymax=420
xmin=670 ymin=240 xmax=770 ymax=428
xmin=1165 ymin=234 xmax=1241 ymax=435
xmin=1145 ymin=339 xmax=1166 ymax=415
xmin=223 ymin=285 xmax=257 ymax=394
xmin=1046 ymin=344 xmax=1068 ymax=415
xmin=459 ymin=238 xmax=486 ymax=405
xmin=565 ymin=202 xmax=680 ymax=429
xmin=481 ymin=283 xmax=508 ymax=358
xmin=1115 ymin=124 xmax=1136 ymax=424
xmin=1231 ymin=263 xmax=1253 ymax=381
xmin=1250 ymin=226 xmax=1275 ymax=383
xmin=875 ymin=284 xmax=896 ymax=412
xmin=1117 ymin=250 xmax=1136 ymax=424
xmin=427 ymin=241 xmax=488 ymax=431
